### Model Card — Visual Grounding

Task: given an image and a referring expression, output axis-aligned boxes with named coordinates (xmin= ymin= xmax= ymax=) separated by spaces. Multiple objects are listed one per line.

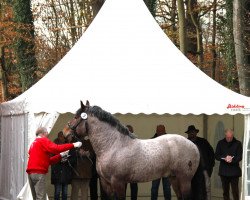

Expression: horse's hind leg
xmin=179 ymin=176 xmax=192 ymax=200
xmin=169 ymin=175 xmax=182 ymax=199
xmin=169 ymin=175 xmax=192 ymax=200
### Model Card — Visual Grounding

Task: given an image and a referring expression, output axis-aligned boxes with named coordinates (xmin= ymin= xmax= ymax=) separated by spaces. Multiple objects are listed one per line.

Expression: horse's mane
xmin=80 ymin=106 xmax=137 ymax=139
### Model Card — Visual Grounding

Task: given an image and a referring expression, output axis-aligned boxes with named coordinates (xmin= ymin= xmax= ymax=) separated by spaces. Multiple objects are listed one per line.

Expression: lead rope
xmin=67 ymin=148 xmax=93 ymax=177
xmin=67 ymin=150 xmax=80 ymax=177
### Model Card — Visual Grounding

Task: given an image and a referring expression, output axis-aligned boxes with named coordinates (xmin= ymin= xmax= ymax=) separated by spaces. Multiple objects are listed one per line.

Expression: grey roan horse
xmin=63 ymin=101 xmax=203 ymax=200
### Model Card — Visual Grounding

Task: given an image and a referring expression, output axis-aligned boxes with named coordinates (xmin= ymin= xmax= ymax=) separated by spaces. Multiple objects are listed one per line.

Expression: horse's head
xmin=63 ymin=100 xmax=90 ymax=141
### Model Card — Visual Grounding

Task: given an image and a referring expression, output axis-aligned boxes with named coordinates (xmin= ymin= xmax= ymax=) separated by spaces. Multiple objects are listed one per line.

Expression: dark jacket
xmin=215 ymin=137 xmax=242 ymax=177
xmin=51 ymin=149 xmax=76 ymax=184
xmin=190 ymin=137 xmax=215 ymax=177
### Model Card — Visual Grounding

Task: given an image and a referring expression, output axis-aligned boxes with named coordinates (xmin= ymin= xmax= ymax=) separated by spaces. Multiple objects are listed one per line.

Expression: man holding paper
xmin=215 ymin=128 xmax=242 ymax=200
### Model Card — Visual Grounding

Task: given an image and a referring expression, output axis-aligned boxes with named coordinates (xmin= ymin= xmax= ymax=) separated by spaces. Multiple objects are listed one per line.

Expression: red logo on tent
xmin=227 ymin=104 xmax=245 ymax=109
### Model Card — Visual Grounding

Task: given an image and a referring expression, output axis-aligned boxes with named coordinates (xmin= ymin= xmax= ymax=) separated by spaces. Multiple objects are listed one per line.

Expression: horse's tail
xmin=191 ymin=154 xmax=207 ymax=200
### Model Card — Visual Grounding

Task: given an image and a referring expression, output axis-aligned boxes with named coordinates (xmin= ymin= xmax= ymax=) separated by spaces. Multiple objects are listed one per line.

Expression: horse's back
xmin=162 ymin=133 xmax=199 ymax=159
xmin=143 ymin=134 xmax=200 ymax=177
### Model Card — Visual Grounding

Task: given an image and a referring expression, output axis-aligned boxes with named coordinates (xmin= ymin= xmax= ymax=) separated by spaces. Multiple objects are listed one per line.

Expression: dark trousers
xmin=220 ymin=176 xmax=239 ymax=200
xmin=125 ymin=183 xmax=138 ymax=200
xmin=54 ymin=184 xmax=68 ymax=200
xmin=89 ymin=175 xmax=98 ymax=200
xmin=89 ymin=175 xmax=111 ymax=200
xmin=151 ymin=177 xmax=171 ymax=200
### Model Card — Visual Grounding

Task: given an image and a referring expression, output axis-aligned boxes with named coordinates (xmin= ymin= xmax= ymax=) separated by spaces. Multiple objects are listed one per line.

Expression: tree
xmin=177 ymin=0 xmax=187 ymax=55
xmin=0 ymin=0 xmax=22 ymax=100
xmin=233 ymin=0 xmax=250 ymax=96
xmin=0 ymin=1 xmax=9 ymax=100
xmin=144 ymin=0 xmax=157 ymax=17
xmin=12 ymin=0 xmax=37 ymax=92
xmin=92 ymin=0 xmax=105 ymax=17
xmin=186 ymin=0 xmax=198 ymax=57
xmin=219 ymin=0 xmax=238 ymax=91
xmin=211 ymin=0 xmax=217 ymax=79
xmin=187 ymin=0 xmax=204 ymax=67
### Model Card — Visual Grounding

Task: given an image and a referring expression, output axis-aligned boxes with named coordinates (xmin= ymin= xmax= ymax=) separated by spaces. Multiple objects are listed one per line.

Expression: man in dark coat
xmin=215 ymin=128 xmax=242 ymax=200
xmin=185 ymin=125 xmax=215 ymax=200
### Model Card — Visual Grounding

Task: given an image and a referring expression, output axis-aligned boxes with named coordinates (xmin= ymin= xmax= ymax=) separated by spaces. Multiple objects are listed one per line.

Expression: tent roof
xmin=1 ymin=0 xmax=250 ymax=115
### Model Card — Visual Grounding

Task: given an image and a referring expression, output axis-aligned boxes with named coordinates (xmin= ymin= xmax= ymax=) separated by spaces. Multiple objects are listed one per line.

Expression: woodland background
xmin=0 ymin=0 xmax=250 ymax=102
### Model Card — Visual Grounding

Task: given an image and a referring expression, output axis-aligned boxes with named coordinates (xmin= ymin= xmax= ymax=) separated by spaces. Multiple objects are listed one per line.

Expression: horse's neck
xmin=88 ymin=120 xmax=122 ymax=156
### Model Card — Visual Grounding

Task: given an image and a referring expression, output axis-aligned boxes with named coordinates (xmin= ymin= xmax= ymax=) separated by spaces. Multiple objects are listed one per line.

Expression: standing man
xmin=185 ymin=125 xmax=215 ymax=200
xmin=151 ymin=124 xmax=171 ymax=200
xmin=26 ymin=127 xmax=82 ymax=200
xmin=215 ymin=128 xmax=242 ymax=200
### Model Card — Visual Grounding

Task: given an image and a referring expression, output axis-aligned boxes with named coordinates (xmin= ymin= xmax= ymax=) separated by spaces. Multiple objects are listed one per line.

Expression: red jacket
xmin=26 ymin=136 xmax=74 ymax=174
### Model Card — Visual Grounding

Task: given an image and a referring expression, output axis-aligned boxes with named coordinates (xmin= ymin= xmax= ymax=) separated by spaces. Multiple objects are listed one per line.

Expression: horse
xmin=63 ymin=101 xmax=203 ymax=200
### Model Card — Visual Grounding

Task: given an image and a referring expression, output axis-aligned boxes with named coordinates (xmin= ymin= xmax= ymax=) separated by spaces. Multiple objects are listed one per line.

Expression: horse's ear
xmin=86 ymin=100 xmax=90 ymax=107
xmin=80 ymin=100 xmax=85 ymax=110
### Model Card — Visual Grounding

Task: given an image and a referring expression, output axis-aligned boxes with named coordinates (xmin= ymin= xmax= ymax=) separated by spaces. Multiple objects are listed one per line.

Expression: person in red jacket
xmin=26 ymin=127 xmax=82 ymax=200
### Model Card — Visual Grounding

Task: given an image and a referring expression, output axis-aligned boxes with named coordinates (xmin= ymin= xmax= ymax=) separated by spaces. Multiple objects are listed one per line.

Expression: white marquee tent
xmin=1 ymin=0 xmax=250 ymax=199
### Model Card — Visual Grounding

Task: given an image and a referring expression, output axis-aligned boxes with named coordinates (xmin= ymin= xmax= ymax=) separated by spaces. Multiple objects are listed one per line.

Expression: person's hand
xmin=73 ymin=141 xmax=82 ymax=148
xmin=225 ymin=155 xmax=233 ymax=163
xmin=60 ymin=150 xmax=69 ymax=157
xmin=79 ymin=149 xmax=90 ymax=157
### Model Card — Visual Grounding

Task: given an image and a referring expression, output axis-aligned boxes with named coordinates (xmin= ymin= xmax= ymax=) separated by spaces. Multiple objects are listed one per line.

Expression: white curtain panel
xmin=242 ymin=115 xmax=250 ymax=199
xmin=0 ymin=113 xmax=28 ymax=200
xmin=0 ymin=112 xmax=59 ymax=200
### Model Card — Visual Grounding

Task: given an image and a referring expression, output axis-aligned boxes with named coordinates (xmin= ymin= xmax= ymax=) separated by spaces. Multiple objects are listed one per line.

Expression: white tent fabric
xmin=1 ymin=0 xmax=250 ymax=115
xmin=17 ymin=181 xmax=49 ymax=200
xmin=1 ymin=0 xmax=250 ymax=199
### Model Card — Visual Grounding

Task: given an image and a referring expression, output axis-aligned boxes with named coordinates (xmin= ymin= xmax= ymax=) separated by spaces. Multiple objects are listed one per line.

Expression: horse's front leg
xmin=111 ymin=177 xmax=126 ymax=200
xmin=100 ymin=177 xmax=113 ymax=197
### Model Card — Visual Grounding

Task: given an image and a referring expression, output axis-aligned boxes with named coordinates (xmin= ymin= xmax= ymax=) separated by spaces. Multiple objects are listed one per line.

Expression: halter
xmin=67 ymin=112 xmax=88 ymax=142
xmin=66 ymin=112 xmax=93 ymax=176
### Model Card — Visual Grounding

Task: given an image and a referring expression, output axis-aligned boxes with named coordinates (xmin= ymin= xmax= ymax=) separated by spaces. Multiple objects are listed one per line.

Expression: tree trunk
xmin=224 ymin=0 xmax=237 ymax=91
xmin=177 ymin=0 xmax=187 ymax=55
xmin=0 ymin=47 xmax=8 ymax=101
xmin=211 ymin=0 xmax=217 ymax=79
xmin=51 ymin=0 xmax=59 ymax=60
xmin=92 ymin=0 xmax=105 ymax=18
xmin=186 ymin=0 xmax=197 ymax=56
xmin=170 ymin=0 xmax=177 ymax=45
xmin=233 ymin=0 xmax=250 ymax=96
xmin=188 ymin=0 xmax=203 ymax=68
xmin=69 ymin=0 xmax=77 ymax=45
xmin=0 ymin=1 xmax=9 ymax=101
